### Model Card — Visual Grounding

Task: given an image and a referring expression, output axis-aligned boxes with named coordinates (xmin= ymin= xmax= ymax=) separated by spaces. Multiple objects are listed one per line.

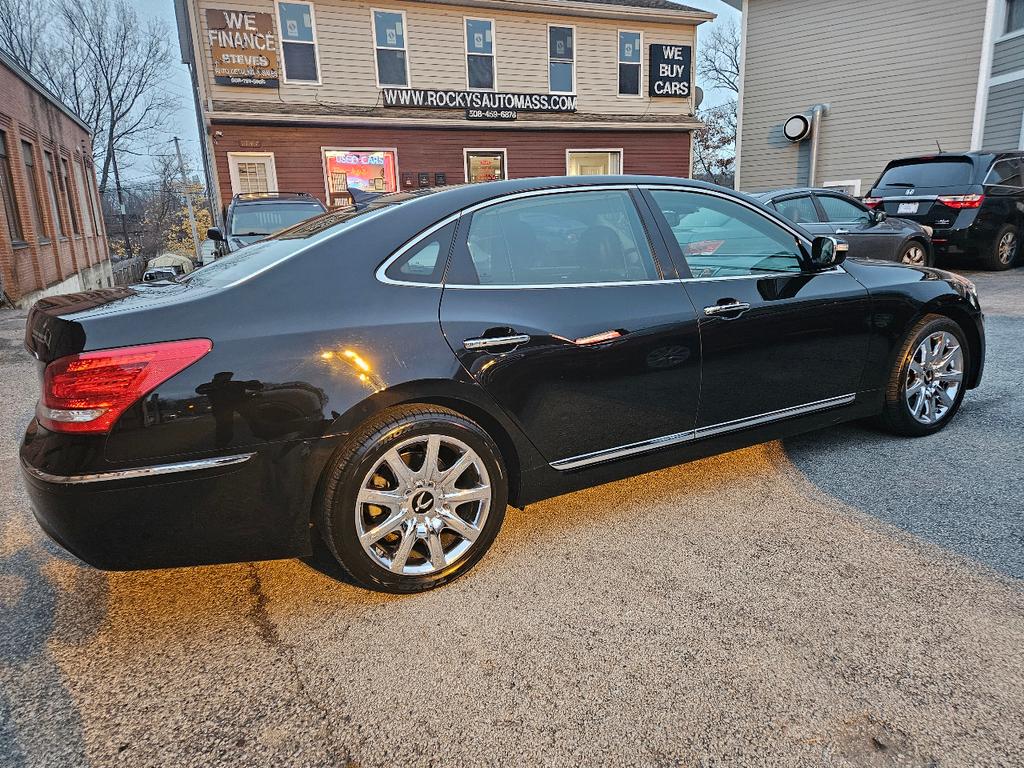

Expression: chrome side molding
xmin=550 ymin=393 xmax=855 ymax=471
xmin=22 ymin=452 xmax=255 ymax=485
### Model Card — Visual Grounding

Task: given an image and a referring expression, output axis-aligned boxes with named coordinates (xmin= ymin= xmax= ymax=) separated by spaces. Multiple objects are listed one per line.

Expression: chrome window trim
xmin=871 ymin=194 xmax=939 ymax=202
xmin=550 ymin=393 xmax=855 ymax=470
xmin=21 ymin=452 xmax=255 ymax=485
xmin=376 ymin=184 xmax=672 ymax=289
xmin=679 ymin=266 xmax=845 ymax=283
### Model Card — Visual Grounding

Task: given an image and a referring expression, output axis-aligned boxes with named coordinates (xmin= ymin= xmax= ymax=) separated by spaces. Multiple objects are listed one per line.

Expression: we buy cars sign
xmin=649 ymin=43 xmax=692 ymax=97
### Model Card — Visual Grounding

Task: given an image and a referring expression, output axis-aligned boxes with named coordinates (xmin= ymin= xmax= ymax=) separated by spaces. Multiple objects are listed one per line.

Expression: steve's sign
xmin=649 ymin=43 xmax=692 ymax=97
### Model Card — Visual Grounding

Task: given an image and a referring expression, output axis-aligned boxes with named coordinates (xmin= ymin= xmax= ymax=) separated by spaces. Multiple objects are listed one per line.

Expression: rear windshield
xmin=183 ymin=205 xmax=393 ymax=288
xmin=229 ymin=202 xmax=326 ymax=237
xmin=876 ymin=160 xmax=974 ymax=188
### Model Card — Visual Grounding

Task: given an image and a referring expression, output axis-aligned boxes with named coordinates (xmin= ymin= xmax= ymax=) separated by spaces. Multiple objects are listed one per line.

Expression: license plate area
xmin=897 ymin=202 xmax=919 ymax=214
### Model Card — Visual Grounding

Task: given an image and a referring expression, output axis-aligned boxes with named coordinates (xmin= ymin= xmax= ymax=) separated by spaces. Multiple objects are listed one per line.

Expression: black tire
xmin=317 ymin=404 xmax=508 ymax=593
xmin=898 ymin=239 xmax=931 ymax=267
xmin=980 ymin=224 xmax=1018 ymax=271
xmin=875 ymin=314 xmax=969 ymax=437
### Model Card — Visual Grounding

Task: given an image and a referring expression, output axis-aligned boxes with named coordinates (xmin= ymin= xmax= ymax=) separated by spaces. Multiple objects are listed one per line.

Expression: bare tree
xmin=0 ymin=0 xmax=49 ymax=72
xmin=698 ymin=20 xmax=741 ymax=95
xmin=692 ymin=101 xmax=737 ymax=187
xmin=0 ymin=0 xmax=176 ymax=193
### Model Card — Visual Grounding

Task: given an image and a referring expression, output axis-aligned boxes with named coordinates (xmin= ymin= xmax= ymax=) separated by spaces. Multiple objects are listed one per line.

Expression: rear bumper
xmin=20 ymin=439 xmax=317 ymax=570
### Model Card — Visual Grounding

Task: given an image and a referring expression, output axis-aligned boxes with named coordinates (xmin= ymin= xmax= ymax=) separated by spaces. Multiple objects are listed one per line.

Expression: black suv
xmin=865 ymin=151 xmax=1022 ymax=270
xmin=208 ymin=192 xmax=327 ymax=256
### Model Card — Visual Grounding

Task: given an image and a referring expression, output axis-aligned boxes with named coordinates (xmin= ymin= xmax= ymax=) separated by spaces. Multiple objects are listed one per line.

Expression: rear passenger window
xmin=984 ymin=160 xmax=1022 ymax=190
xmin=385 ymin=221 xmax=456 ymax=284
xmin=650 ymin=189 xmax=803 ymax=278
xmin=774 ymin=195 xmax=820 ymax=224
xmin=451 ymin=190 xmax=659 ymax=286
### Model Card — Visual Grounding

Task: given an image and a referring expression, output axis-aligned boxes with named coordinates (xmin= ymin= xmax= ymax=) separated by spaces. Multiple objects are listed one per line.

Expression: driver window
xmin=453 ymin=190 xmax=659 ymax=286
xmin=817 ymin=195 xmax=870 ymax=223
xmin=649 ymin=190 xmax=803 ymax=278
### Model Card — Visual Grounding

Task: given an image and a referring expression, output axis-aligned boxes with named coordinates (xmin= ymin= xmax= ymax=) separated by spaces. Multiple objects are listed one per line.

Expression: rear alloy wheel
xmin=876 ymin=315 xmax=969 ymax=436
xmin=899 ymin=241 xmax=929 ymax=267
xmin=982 ymin=224 xmax=1018 ymax=271
xmin=318 ymin=405 xmax=507 ymax=593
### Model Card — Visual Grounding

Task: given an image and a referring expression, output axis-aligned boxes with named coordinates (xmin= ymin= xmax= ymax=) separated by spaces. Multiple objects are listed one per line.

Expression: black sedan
xmin=755 ymin=187 xmax=934 ymax=266
xmin=20 ymin=177 xmax=984 ymax=593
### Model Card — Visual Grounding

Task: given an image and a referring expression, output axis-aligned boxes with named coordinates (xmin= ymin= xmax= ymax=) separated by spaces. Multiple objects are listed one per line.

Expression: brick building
xmin=174 ymin=0 xmax=711 ymax=218
xmin=0 ymin=50 xmax=112 ymax=308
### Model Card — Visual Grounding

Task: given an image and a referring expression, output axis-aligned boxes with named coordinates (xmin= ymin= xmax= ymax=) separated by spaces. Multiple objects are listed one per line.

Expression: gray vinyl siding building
xmin=729 ymin=0 xmax=1024 ymax=195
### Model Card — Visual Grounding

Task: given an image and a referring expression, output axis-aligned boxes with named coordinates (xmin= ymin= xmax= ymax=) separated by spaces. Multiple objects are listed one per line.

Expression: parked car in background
xmin=865 ymin=151 xmax=1023 ymax=270
xmin=20 ymin=177 xmax=984 ymax=594
xmin=141 ymin=253 xmax=195 ymax=282
xmin=755 ymin=188 xmax=934 ymax=266
xmin=208 ymin=192 xmax=327 ymax=256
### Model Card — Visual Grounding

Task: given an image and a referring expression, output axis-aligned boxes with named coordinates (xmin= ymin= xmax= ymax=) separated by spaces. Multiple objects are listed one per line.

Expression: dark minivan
xmin=864 ymin=151 xmax=1023 ymax=270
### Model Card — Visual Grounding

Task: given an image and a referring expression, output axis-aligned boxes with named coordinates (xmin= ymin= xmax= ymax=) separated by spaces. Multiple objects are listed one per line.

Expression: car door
xmin=439 ymin=187 xmax=702 ymax=469
xmin=770 ymin=194 xmax=834 ymax=238
xmin=642 ymin=186 xmax=872 ymax=429
xmin=815 ymin=192 xmax=901 ymax=261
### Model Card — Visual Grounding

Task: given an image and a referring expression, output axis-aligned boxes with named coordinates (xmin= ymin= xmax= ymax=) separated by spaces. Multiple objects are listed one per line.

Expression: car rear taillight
xmin=38 ymin=339 xmax=212 ymax=434
xmin=862 ymin=197 xmax=882 ymax=208
xmin=937 ymin=194 xmax=984 ymax=209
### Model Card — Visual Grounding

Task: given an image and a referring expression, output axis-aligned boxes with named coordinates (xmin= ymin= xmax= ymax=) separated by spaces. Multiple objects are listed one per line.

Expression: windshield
xmin=229 ymin=202 xmax=325 ymax=236
xmin=876 ymin=160 xmax=974 ymax=188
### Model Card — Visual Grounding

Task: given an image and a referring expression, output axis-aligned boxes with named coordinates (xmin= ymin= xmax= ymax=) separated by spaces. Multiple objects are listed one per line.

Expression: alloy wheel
xmin=355 ymin=434 xmax=491 ymax=576
xmin=904 ymin=331 xmax=964 ymax=425
xmin=997 ymin=231 xmax=1018 ymax=266
xmin=901 ymin=244 xmax=927 ymax=266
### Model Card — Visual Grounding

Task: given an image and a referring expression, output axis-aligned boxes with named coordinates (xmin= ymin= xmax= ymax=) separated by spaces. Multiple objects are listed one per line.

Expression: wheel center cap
xmin=411 ymin=490 xmax=435 ymax=514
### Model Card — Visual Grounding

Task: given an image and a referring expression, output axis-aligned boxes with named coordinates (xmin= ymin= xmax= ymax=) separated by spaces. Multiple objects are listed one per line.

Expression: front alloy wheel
xmin=904 ymin=331 xmax=964 ymax=425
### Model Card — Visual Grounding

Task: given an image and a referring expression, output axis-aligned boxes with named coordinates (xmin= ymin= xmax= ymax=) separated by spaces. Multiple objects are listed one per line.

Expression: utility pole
xmin=110 ymin=148 xmax=133 ymax=260
xmin=173 ymin=136 xmax=202 ymax=262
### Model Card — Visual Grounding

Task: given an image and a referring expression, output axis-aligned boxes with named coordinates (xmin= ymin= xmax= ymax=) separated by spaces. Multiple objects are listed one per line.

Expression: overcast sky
xmin=129 ymin=0 xmax=740 ymax=183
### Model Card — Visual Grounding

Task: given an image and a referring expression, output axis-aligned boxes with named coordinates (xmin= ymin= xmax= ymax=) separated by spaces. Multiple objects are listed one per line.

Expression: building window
xmin=464 ymin=149 xmax=507 ymax=183
xmin=548 ymin=25 xmax=575 ymax=94
xmin=0 ymin=132 xmax=24 ymax=244
xmin=373 ymin=10 xmax=409 ymax=87
xmin=465 ymin=18 xmax=495 ymax=90
xmin=59 ymin=157 xmax=81 ymax=234
xmin=1007 ymin=0 xmax=1024 ymax=34
xmin=618 ymin=31 xmax=642 ymax=96
xmin=322 ymin=149 xmax=398 ymax=207
xmin=72 ymin=159 xmax=94 ymax=235
xmin=277 ymin=1 xmax=320 ymax=83
xmin=227 ymin=152 xmax=278 ymax=195
xmin=20 ymin=141 xmax=47 ymax=241
xmin=566 ymin=150 xmax=622 ymax=176
xmin=43 ymin=151 xmax=66 ymax=237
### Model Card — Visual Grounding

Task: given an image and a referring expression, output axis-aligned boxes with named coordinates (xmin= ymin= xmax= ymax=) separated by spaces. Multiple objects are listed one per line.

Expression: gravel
xmin=1 ymin=267 xmax=1022 ymax=767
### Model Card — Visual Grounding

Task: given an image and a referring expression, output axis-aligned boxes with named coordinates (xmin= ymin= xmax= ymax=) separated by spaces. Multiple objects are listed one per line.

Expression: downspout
xmin=808 ymin=103 xmax=829 ymax=187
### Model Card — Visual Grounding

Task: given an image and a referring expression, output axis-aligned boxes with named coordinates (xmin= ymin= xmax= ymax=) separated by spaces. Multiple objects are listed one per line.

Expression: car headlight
xmin=945 ymin=272 xmax=979 ymax=305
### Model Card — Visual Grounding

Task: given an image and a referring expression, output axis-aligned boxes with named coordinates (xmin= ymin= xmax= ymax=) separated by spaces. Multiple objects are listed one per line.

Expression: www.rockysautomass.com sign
xmin=382 ymin=89 xmax=577 ymax=113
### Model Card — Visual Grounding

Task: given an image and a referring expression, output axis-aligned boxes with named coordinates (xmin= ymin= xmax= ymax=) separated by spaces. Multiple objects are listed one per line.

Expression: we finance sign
xmin=206 ymin=9 xmax=279 ymax=88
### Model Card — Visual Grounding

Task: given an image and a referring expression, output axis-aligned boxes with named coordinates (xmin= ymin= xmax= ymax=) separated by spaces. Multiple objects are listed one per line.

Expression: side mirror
xmin=869 ymin=208 xmax=887 ymax=224
xmin=809 ymin=236 xmax=847 ymax=269
xmin=207 ymin=227 xmax=225 ymax=242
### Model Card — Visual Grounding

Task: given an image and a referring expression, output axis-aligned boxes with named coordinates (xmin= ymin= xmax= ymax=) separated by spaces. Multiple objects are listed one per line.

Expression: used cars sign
xmin=649 ymin=44 xmax=692 ymax=97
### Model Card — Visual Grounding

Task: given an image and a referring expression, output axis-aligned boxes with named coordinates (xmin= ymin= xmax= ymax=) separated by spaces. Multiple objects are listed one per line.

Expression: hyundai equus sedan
xmin=21 ymin=177 xmax=985 ymax=592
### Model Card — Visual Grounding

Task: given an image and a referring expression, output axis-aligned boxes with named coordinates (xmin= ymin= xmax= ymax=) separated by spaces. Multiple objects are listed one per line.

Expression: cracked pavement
xmin=1 ymin=267 xmax=1022 ymax=767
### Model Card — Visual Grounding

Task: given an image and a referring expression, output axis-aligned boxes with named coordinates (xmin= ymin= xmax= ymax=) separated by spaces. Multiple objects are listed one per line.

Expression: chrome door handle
xmin=835 ymin=228 xmax=850 ymax=234
xmin=463 ymin=334 xmax=530 ymax=350
xmin=703 ymin=302 xmax=750 ymax=317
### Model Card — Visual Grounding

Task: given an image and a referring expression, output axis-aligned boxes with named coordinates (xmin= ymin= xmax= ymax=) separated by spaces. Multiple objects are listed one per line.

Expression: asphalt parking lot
xmin=1 ymin=267 xmax=1022 ymax=767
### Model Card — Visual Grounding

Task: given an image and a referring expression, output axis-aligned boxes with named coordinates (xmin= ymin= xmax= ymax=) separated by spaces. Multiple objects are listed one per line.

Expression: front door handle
xmin=463 ymin=334 xmax=531 ymax=350
xmin=703 ymin=302 xmax=751 ymax=317
xmin=835 ymin=228 xmax=850 ymax=234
